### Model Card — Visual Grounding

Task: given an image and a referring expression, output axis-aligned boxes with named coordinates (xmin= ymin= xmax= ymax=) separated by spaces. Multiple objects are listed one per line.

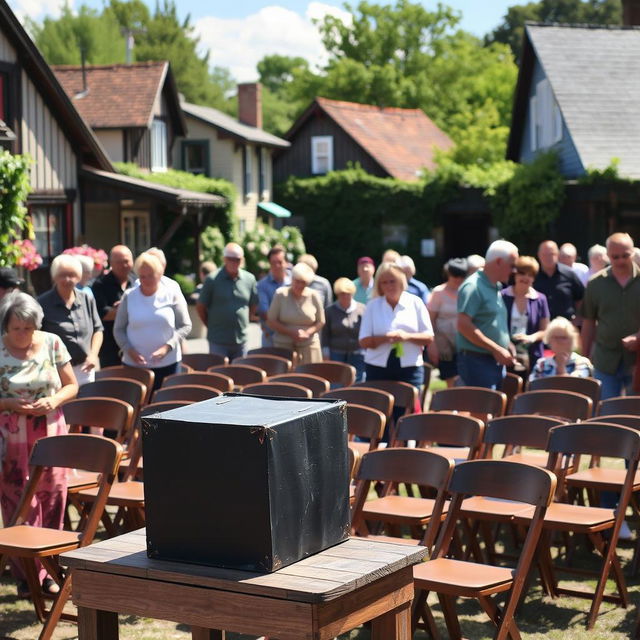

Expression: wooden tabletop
xmin=62 ymin=529 xmax=426 ymax=604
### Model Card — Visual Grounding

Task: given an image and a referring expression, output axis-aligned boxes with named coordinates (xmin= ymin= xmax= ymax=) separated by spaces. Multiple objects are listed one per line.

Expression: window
xmin=530 ymin=79 xmax=562 ymax=151
xmin=121 ymin=210 xmax=150 ymax=258
xmin=311 ymin=136 xmax=333 ymax=174
xmin=182 ymin=140 xmax=209 ymax=176
xmin=151 ymin=119 xmax=168 ymax=172
xmin=31 ymin=205 xmax=64 ymax=260
xmin=243 ymin=146 xmax=253 ymax=198
xmin=258 ymin=147 xmax=268 ymax=196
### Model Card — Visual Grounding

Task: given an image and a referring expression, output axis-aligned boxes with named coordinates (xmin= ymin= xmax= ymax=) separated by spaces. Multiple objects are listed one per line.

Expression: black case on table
xmin=142 ymin=393 xmax=349 ymax=572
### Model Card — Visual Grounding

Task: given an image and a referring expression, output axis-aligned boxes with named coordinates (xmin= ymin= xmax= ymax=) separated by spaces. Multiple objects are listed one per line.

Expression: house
xmin=175 ymin=83 xmax=290 ymax=232
xmin=273 ymin=97 xmax=454 ymax=184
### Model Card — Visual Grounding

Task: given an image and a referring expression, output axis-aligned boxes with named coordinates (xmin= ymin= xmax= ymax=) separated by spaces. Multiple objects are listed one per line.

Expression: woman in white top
xmin=114 ymin=252 xmax=191 ymax=389
xmin=359 ymin=261 xmax=433 ymax=389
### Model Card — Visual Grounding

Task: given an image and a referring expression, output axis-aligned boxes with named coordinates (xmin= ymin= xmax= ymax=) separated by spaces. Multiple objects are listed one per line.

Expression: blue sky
xmin=10 ymin=0 xmax=528 ymax=80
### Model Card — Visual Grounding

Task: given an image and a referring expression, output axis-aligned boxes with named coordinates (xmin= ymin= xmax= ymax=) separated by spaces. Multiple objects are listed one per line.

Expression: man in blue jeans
xmin=456 ymin=240 xmax=518 ymax=389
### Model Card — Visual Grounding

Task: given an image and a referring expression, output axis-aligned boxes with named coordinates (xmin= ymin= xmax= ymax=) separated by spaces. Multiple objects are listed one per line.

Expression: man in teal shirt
xmin=352 ymin=256 xmax=375 ymax=304
xmin=196 ymin=242 xmax=258 ymax=359
xmin=456 ymin=240 xmax=518 ymax=389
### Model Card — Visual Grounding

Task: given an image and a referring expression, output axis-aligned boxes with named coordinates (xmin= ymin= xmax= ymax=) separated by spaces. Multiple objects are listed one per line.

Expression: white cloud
xmin=8 ymin=0 xmax=69 ymax=23
xmin=194 ymin=3 xmax=351 ymax=83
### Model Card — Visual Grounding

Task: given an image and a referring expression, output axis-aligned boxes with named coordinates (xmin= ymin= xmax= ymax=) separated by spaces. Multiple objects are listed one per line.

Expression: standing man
xmin=534 ymin=240 xmax=584 ymax=320
xmin=197 ymin=242 xmax=258 ymax=360
xmin=297 ymin=254 xmax=333 ymax=308
xmin=257 ymin=245 xmax=291 ymax=347
xmin=399 ymin=255 xmax=429 ymax=305
xmin=0 ymin=267 xmax=22 ymax=300
xmin=352 ymin=256 xmax=375 ymax=304
xmin=456 ymin=240 xmax=518 ymax=389
xmin=581 ymin=232 xmax=640 ymax=399
xmin=91 ymin=244 xmax=135 ymax=367
xmin=559 ymin=242 xmax=589 ymax=286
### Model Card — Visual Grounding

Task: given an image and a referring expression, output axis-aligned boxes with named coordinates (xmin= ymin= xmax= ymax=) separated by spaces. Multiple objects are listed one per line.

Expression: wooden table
xmin=61 ymin=529 xmax=426 ymax=640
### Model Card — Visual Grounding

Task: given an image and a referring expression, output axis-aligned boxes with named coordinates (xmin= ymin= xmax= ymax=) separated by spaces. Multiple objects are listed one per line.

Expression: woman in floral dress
xmin=0 ymin=292 xmax=78 ymax=596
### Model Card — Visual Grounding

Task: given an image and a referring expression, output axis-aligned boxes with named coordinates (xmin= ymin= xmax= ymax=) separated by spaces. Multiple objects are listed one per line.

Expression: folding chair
xmin=346 ymin=403 xmax=387 ymax=457
xmin=500 ymin=372 xmax=523 ymax=414
xmin=95 ymin=365 xmax=155 ymax=404
xmin=322 ymin=386 xmax=394 ymax=424
xmin=152 ymin=384 xmax=221 ymax=404
xmin=162 ymin=371 xmax=233 ymax=393
xmin=241 ymin=382 xmax=312 ymax=398
xmin=598 ymin=395 xmax=640 ymax=417
xmin=296 ymin=361 xmax=356 ymax=387
xmin=233 ymin=354 xmax=292 ymax=376
xmin=248 ymin=345 xmax=296 ymax=363
xmin=207 ymin=364 xmax=267 ymax=387
xmin=429 ymin=386 xmax=507 ymax=422
xmin=78 ymin=377 xmax=146 ymax=422
xmin=528 ymin=375 xmax=601 ymax=416
xmin=269 ymin=373 xmax=330 ymax=397
xmin=510 ymin=389 xmax=592 ymax=421
xmin=412 ymin=460 xmax=556 ymax=640
xmin=0 ymin=434 xmax=123 ymax=640
xmin=181 ymin=353 xmax=228 ymax=370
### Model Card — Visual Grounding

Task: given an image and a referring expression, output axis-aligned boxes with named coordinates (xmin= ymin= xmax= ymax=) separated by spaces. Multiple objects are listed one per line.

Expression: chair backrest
xmin=482 ymin=414 xmax=567 ymax=457
xmin=62 ymin=397 xmax=135 ymax=444
xmin=500 ymin=372 xmax=524 ymax=413
xmin=322 ymin=386 xmax=394 ymax=421
xmin=585 ymin=414 xmax=640 ymax=430
xmin=152 ymin=384 xmax=221 ymax=403
xmin=233 ymin=354 xmax=292 ymax=376
xmin=394 ymin=412 xmax=484 ymax=458
xmin=510 ymin=389 xmax=592 ymax=421
xmin=78 ymin=377 xmax=146 ymax=416
xmin=353 ymin=379 xmax=418 ymax=414
xmin=528 ymin=375 xmax=601 ymax=414
xmin=429 ymin=386 xmax=507 ymax=421
xmin=241 ymin=382 xmax=312 ymax=398
xmin=248 ymin=346 xmax=296 ymax=361
xmin=346 ymin=403 xmax=386 ymax=449
xmin=597 ymin=395 xmax=640 ymax=417
xmin=162 ymin=371 xmax=233 ymax=392
xmin=208 ymin=364 xmax=267 ymax=386
xmin=14 ymin=434 xmax=123 ymax=547
xmin=269 ymin=373 xmax=330 ymax=397
xmin=296 ymin=361 xmax=356 ymax=387
xmin=347 ymin=445 xmax=360 ymax=482
xmin=181 ymin=353 xmax=228 ymax=371
xmin=95 ymin=366 xmax=155 ymax=404
xmin=177 ymin=362 xmax=194 ymax=373
xmin=141 ymin=401 xmax=193 ymax=415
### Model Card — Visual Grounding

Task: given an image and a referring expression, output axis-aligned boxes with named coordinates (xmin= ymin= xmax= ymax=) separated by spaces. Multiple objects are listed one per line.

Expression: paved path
xmin=184 ymin=321 xmax=262 ymax=355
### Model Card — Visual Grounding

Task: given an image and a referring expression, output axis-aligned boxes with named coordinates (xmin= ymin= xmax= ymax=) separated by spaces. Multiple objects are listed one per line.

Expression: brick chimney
xmin=238 ymin=82 xmax=262 ymax=129
xmin=622 ymin=0 xmax=640 ymax=25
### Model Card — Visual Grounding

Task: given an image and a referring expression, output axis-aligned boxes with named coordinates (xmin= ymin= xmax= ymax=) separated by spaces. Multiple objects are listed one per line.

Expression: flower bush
xmin=13 ymin=239 xmax=42 ymax=271
xmin=240 ymin=223 xmax=306 ymax=277
xmin=63 ymin=244 xmax=108 ymax=274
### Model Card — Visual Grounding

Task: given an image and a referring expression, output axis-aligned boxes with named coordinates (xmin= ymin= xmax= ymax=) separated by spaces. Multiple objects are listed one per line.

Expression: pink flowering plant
xmin=63 ymin=245 xmax=108 ymax=271
xmin=13 ymin=239 xmax=42 ymax=271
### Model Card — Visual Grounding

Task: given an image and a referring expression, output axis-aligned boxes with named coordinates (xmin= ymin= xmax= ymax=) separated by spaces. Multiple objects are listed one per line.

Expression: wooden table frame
xmin=62 ymin=529 xmax=425 ymax=640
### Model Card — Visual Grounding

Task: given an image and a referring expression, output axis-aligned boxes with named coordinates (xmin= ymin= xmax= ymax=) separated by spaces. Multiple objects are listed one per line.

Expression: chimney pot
xmin=622 ymin=0 xmax=640 ymax=25
xmin=238 ymin=82 xmax=262 ymax=129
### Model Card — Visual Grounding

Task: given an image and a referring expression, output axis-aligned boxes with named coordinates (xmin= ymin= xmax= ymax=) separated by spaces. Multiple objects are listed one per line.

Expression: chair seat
xmin=514 ymin=502 xmax=615 ymax=531
xmin=502 ymin=452 xmax=547 ymax=467
xmin=67 ymin=469 xmax=100 ymax=492
xmin=461 ymin=496 xmax=532 ymax=522
xmin=349 ymin=441 xmax=376 ymax=457
xmin=413 ymin=557 xmax=514 ymax=597
xmin=362 ymin=496 xmax=447 ymax=525
xmin=0 ymin=525 xmax=81 ymax=555
xmin=78 ymin=481 xmax=145 ymax=506
xmin=426 ymin=446 xmax=470 ymax=462
xmin=566 ymin=467 xmax=640 ymax=492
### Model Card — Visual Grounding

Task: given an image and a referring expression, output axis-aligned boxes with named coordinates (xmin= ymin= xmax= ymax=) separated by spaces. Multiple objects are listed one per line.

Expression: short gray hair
xmin=75 ymin=254 xmax=94 ymax=275
xmin=588 ymin=244 xmax=607 ymax=261
xmin=291 ymin=262 xmax=315 ymax=284
xmin=485 ymin=240 xmax=518 ymax=263
xmin=0 ymin=291 xmax=43 ymax=333
xmin=50 ymin=254 xmax=82 ymax=280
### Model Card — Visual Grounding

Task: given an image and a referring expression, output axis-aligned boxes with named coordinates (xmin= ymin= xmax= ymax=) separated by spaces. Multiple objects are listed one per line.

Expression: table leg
xmin=191 ymin=628 xmax=225 ymax=640
xmin=370 ymin=600 xmax=411 ymax=640
xmin=77 ymin=607 xmax=119 ymax=640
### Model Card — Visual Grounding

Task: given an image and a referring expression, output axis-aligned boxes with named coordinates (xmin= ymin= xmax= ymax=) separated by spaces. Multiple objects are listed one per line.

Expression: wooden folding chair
xmin=412 ymin=459 xmax=556 ymax=640
xmin=181 ymin=353 xmax=228 ymax=370
xmin=500 ymin=372 xmax=523 ymax=414
xmin=598 ymin=395 xmax=640 ymax=417
xmin=351 ymin=448 xmax=453 ymax=544
xmin=392 ymin=412 xmax=484 ymax=462
xmin=207 ymin=364 xmax=267 ymax=387
xmin=296 ymin=361 xmax=356 ymax=387
xmin=528 ymin=375 xmax=601 ymax=416
xmin=269 ymin=373 xmax=330 ymax=397
xmin=510 ymin=389 xmax=592 ymax=421
xmin=248 ymin=345 xmax=296 ymax=363
xmin=152 ymin=384 xmax=221 ymax=403
xmin=78 ymin=377 xmax=146 ymax=421
xmin=0 ymin=434 xmax=123 ymax=640
xmin=95 ymin=365 xmax=155 ymax=404
xmin=162 ymin=371 xmax=233 ymax=393
xmin=346 ymin=403 xmax=386 ymax=457
xmin=241 ymin=382 xmax=312 ymax=398
xmin=322 ymin=386 xmax=394 ymax=424
xmin=233 ymin=354 xmax=292 ymax=376
xmin=429 ymin=386 xmax=507 ymax=422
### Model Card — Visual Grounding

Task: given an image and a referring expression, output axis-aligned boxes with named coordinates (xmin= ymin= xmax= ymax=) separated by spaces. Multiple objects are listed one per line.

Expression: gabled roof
xmin=53 ymin=62 xmax=186 ymax=135
xmin=181 ymin=101 xmax=289 ymax=148
xmin=285 ymin=97 xmax=453 ymax=181
xmin=0 ymin=0 xmax=111 ymax=170
xmin=508 ymin=23 xmax=640 ymax=179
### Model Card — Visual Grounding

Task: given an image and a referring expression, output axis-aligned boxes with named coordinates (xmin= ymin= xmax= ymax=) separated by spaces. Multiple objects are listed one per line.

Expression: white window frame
xmin=151 ymin=118 xmax=168 ymax=172
xmin=311 ymin=136 xmax=333 ymax=174
xmin=243 ymin=145 xmax=253 ymax=197
xmin=530 ymin=79 xmax=562 ymax=151
xmin=259 ymin=147 xmax=268 ymax=196
xmin=121 ymin=210 xmax=150 ymax=258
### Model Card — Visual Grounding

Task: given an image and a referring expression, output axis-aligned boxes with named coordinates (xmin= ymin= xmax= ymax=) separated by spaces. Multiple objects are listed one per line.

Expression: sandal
xmin=42 ymin=578 xmax=60 ymax=595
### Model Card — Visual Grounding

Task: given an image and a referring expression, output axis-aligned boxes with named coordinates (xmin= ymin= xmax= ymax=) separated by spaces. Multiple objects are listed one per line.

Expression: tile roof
xmin=53 ymin=62 xmax=168 ymax=129
xmin=311 ymin=98 xmax=453 ymax=181
xmin=182 ymin=101 xmax=289 ymax=148
xmin=526 ymin=24 xmax=640 ymax=179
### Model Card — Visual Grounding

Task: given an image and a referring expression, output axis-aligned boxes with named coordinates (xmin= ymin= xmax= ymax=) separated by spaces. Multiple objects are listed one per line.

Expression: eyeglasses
xmin=609 ymin=252 xmax=632 ymax=261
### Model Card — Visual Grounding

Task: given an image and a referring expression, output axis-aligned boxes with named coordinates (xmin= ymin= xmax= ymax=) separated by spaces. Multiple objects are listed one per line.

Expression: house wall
xmin=0 ymin=29 xmax=16 ymax=62
xmin=83 ymin=201 xmax=120 ymax=250
xmin=519 ymin=58 xmax=584 ymax=178
xmin=95 ymin=129 xmax=123 ymax=163
xmin=272 ymin=110 xmax=386 ymax=183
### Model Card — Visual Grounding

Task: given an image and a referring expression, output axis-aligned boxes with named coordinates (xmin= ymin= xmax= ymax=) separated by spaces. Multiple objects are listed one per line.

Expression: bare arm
xmin=196 ymin=302 xmax=208 ymax=325
xmin=580 ymin=318 xmax=596 ymax=359
xmin=29 ymin=362 xmax=79 ymax=415
xmin=458 ymin=313 xmax=514 ymax=366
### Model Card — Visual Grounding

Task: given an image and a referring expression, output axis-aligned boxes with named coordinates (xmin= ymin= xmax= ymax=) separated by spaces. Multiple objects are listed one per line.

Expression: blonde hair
xmin=134 ymin=252 xmax=163 ymax=275
xmin=373 ymin=262 xmax=408 ymax=297
xmin=291 ymin=262 xmax=314 ymax=285
xmin=297 ymin=254 xmax=318 ymax=273
xmin=333 ymin=277 xmax=356 ymax=295
xmin=544 ymin=317 xmax=578 ymax=352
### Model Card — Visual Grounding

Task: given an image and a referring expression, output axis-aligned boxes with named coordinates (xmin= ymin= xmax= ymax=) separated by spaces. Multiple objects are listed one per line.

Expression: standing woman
xmin=0 ymin=292 xmax=78 ymax=596
xmin=38 ymin=254 xmax=103 ymax=386
xmin=359 ymin=262 xmax=433 ymax=389
xmin=114 ymin=252 xmax=191 ymax=390
xmin=267 ymin=262 xmax=325 ymax=364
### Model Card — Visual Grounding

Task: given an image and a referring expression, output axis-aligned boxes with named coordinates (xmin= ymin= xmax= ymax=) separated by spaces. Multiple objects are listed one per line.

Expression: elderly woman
xmin=114 ymin=252 xmax=191 ymax=389
xmin=501 ymin=256 xmax=550 ymax=375
xmin=75 ymin=254 xmax=96 ymax=298
xmin=0 ymin=292 xmax=78 ymax=596
xmin=267 ymin=262 xmax=325 ymax=364
xmin=322 ymin=278 xmax=366 ymax=381
xmin=38 ymin=254 xmax=103 ymax=386
xmin=529 ymin=317 xmax=593 ymax=380
xmin=359 ymin=261 xmax=433 ymax=389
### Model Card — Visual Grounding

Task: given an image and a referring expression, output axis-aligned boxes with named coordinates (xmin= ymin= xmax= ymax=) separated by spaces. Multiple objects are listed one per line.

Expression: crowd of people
xmin=0 ymin=230 xmax=638 ymax=598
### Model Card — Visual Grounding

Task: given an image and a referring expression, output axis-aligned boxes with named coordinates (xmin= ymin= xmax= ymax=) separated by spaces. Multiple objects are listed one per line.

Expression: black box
xmin=142 ymin=393 xmax=349 ymax=572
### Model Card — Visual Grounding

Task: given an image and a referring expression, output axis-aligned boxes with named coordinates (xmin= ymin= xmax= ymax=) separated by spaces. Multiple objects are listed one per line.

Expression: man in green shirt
xmin=581 ymin=232 xmax=640 ymax=399
xmin=196 ymin=242 xmax=258 ymax=360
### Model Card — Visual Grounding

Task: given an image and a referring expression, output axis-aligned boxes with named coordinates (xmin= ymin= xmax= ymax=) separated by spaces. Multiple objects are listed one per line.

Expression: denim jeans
xmin=329 ymin=350 xmax=365 ymax=383
xmin=209 ymin=342 xmax=247 ymax=361
xmin=594 ymin=363 xmax=633 ymax=401
xmin=457 ymin=351 xmax=505 ymax=390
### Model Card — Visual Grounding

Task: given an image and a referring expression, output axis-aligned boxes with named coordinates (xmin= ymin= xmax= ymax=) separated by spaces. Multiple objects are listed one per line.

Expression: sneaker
xmin=618 ymin=520 xmax=633 ymax=541
xmin=42 ymin=578 xmax=60 ymax=595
